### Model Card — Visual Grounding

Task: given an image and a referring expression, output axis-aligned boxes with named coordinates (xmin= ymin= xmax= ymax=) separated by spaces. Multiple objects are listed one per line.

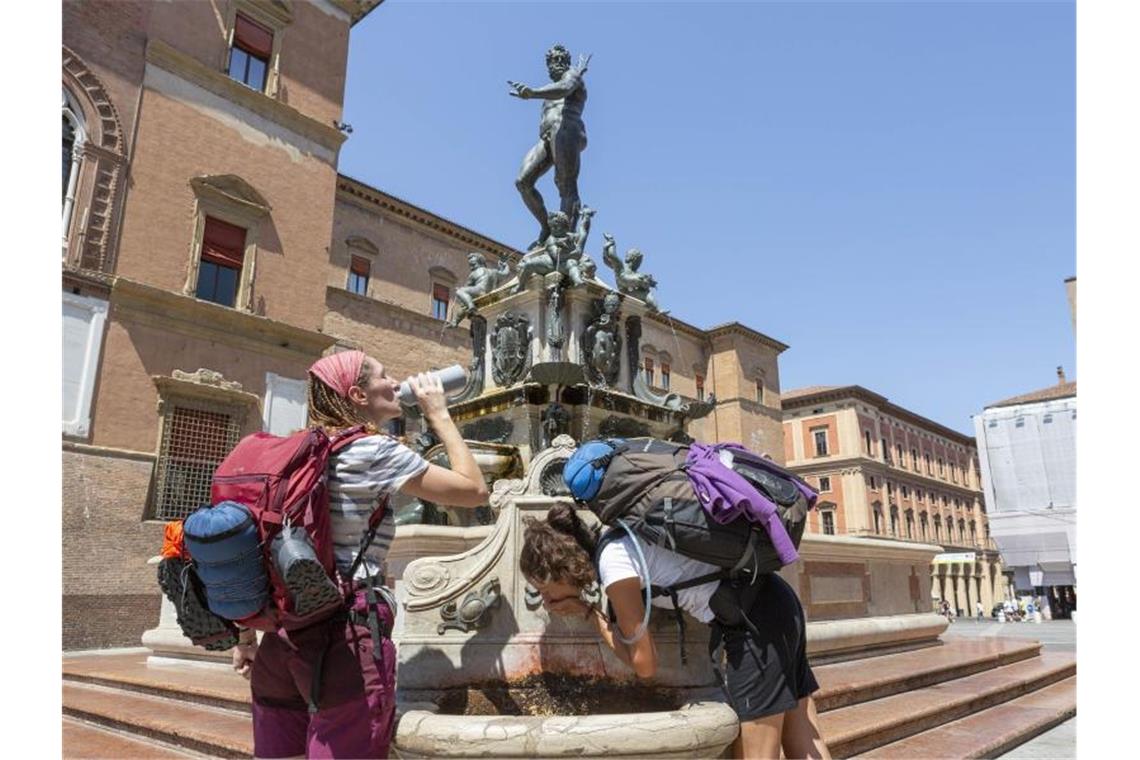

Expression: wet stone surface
xmin=434 ymin=674 xmax=682 ymax=717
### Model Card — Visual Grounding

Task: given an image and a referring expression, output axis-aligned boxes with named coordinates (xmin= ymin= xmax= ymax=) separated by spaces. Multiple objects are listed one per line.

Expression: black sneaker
xmin=271 ymin=525 xmax=343 ymax=617
xmin=156 ymin=557 xmax=239 ymax=651
xmin=283 ymin=558 xmax=344 ymax=617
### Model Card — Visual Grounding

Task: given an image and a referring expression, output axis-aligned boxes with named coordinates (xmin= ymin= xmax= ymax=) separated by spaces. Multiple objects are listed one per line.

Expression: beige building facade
xmin=62 ymin=1 xmax=790 ymax=649
xmin=781 ymin=386 xmax=1007 ymax=617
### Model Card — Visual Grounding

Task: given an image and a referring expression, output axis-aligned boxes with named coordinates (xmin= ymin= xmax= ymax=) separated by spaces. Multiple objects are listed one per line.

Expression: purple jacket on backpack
xmin=684 ymin=442 xmax=809 ymax=566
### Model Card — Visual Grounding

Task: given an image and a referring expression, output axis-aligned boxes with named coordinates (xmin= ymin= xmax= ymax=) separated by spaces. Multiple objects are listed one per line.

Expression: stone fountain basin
xmin=393 ymin=695 xmax=739 ymax=759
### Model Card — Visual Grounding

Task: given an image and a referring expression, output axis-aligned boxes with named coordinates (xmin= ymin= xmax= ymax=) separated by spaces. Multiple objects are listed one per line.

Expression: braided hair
xmin=520 ymin=503 xmax=600 ymax=589
xmin=306 ymin=360 xmax=378 ymax=434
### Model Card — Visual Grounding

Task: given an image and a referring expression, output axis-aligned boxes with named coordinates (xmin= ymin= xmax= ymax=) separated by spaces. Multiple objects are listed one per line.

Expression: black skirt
xmin=711 ymin=573 xmax=819 ymax=721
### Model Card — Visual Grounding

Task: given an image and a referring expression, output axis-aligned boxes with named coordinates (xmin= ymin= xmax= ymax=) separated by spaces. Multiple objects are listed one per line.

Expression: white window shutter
xmin=263 ymin=373 xmax=308 ymax=435
xmin=62 ymin=293 xmax=108 ymax=436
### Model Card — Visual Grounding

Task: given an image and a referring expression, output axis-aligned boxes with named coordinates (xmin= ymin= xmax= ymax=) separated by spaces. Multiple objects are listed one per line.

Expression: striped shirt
xmin=327 ymin=434 xmax=429 ymax=580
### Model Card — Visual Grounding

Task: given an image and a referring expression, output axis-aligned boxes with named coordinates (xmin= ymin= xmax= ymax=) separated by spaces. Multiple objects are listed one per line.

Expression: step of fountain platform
xmin=63 ymin=716 xmax=205 ymax=759
xmin=812 ymin=637 xmax=1043 ymax=712
xmin=62 ymin=680 xmax=253 ymax=758
xmin=853 ymin=676 xmax=1076 ymax=759
xmin=818 ymin=651 xmax=1076 ymax=758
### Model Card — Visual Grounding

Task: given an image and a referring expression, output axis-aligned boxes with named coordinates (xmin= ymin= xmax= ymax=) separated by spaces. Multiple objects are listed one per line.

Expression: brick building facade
xmin=781 ymin=386 xmax=1007 ymax=616
xmin=61 ymin=1 xmax=789 ymax=649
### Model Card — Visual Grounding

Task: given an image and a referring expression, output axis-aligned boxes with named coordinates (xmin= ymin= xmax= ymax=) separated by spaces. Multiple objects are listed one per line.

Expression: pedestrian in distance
xmin=520 ymin=505 xmax=832 ymax=760
xmin=234 ymin=351 xmax=489 ymax=759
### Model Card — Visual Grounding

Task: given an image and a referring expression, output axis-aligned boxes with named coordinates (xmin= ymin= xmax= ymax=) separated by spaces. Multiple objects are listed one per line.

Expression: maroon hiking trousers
xmin=250 ymin=588 xmax=396 ymax=758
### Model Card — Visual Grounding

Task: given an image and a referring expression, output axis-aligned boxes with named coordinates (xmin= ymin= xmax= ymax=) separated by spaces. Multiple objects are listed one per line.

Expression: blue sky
xmin=339 ymin=1 xmax=1075 ymax=435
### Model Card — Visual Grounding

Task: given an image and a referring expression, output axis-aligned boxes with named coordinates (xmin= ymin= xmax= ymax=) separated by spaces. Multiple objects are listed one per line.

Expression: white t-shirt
xmin=327 ymin=434 xmax=429 ymax=579
xmin=596 ymin=531 xmax=721 ymax=624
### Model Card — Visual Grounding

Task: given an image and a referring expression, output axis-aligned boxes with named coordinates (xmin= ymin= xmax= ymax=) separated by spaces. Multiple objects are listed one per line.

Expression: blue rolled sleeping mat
xmin=183 ymin=501 xmax=269 ymax=620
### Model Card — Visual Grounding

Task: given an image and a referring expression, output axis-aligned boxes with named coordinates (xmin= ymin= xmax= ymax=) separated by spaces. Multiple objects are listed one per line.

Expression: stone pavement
xmin=944 ymin=619 xmax=1076 ymax=758
xmin=942 ymin=618 xmax=1076 ymax=652
xmin=998 ymin=717 xmax=1076 ymax=759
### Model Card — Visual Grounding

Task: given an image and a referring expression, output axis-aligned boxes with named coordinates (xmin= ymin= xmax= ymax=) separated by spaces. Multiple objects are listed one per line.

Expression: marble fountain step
xmin=62 ymin=639 xmax=1073 ymax=759
xmin=818 ymin=650 xmax=1077 ymax=758
xmin=854 ymin=676 xmax=1077 ymax=759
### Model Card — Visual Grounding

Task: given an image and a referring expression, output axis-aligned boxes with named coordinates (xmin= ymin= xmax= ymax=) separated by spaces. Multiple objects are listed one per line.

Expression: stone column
xmin=979 ymin=562 xmax=994 ymax=612
xmin=963 ymin=565 xmax=975 ymax=616
xmin=954 ymin=570 xmax=968 ymax=617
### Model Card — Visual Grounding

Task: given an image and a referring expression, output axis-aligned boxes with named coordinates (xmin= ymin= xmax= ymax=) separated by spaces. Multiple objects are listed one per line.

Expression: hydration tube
xmin=613 ymin=519 xmax=653 ymax=645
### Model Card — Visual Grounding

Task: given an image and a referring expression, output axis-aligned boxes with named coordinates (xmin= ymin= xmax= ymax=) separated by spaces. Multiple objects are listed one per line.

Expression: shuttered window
xmin=431 ymin=283 xmax=450 ymax=320
xmin=196 ymin=217 xmax=246 ymax=306
xmin=348 ymin=255 xmax=370 ymax=296
xmin=228 ymin=14 xmax=273 ymax=91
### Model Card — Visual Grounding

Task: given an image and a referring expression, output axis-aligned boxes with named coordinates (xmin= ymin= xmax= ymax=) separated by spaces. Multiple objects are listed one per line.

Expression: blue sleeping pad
xmin=183 ymin=501 xmax=269 ymax=620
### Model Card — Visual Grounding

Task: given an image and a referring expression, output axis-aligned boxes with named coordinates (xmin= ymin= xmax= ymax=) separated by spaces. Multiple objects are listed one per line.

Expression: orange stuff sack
xmin=161 ymin=520 xmax=186 ymax=559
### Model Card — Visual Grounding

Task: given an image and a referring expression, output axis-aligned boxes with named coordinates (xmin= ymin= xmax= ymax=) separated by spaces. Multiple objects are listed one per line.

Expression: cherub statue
xmin=582 ymin=290 xmax=622 ymax=386
xmin=513 ymin=206 xmax=595 ymax=293
xmin=602 ymin=232 xmax=659 ymax=311
xmin=448 ymin=252 xmax=511 ymax=327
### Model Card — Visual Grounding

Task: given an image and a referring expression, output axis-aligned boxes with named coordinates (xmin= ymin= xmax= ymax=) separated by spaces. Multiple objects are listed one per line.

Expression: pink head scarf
xmin=309 ymin=350 xmax=366 ymax=398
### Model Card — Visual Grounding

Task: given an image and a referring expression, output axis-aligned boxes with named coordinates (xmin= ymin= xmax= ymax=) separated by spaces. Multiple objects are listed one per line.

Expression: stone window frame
xmin=864 ymin=429 xmax=873 ymax=457
xmin=889 ymin=505 xmax=900 ymax=536
xmin=872 ymin=502 xmax=883 ymax=534
xmin=62 ymin=48 xmax=127 ymax=273
xmin=810 ymin=426 xmax=829 ymax=457
xmin=220 ymin=0 xmax=293 ymax=100
xmin=183 ymin=175 xmax=272 ymax=312
xmin=817 ymin=475 xmax=832 ymax=493
xmin=933 ymin=514 xmax=943 ymax=541
xmin=62 ymin=87 xmax=87 ymax=255
xmin=694 ymin=371 xmax=706 ymax=401
xmin=148 ymin=369 xmax=261 ymax=521
xmin=820 ymin=508 xmax=836 ymax=536
xmin=919 ymin=511 xmax=929 ymax=541
xmin=344 ymin=235 xmax=380 ymax=298
xmin=655 ymin=350 xmax=673 ymax=392
xmin=904 ymin=508 xmax=915 ymax=540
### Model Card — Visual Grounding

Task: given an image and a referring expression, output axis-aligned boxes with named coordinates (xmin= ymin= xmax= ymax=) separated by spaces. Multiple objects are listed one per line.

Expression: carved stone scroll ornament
xmin=581 ymin=291 xmax=623 ymax=387
xmin=488 ymin=434 xmax=578 ymax=508
xmin=402 ymin=503 xmax=513 ymax=613
xmin=491 ymin=311 xmax=533 ymax=386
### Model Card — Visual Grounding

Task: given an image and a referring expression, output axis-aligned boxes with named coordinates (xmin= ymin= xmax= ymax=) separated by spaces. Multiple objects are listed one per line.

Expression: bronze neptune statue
xmin=509 ymin=44 xmax=591 ymax=251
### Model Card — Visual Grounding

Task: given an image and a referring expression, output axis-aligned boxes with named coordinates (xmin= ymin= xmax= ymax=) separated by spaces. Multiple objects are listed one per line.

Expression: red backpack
xmin=208 ymin=425 xmax=383 ymax=632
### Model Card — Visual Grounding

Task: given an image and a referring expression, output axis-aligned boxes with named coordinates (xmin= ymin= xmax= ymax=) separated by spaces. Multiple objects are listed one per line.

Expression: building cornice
xmin=706 ymin=322 xmax=790 ymax=354
xmin=336 ymin=176 xmax=523 ymax=264
xmin=111 ymin=277 xmax=335 ymax=359
xmin=783 ymin=385 xmax=975 ymax=448
xmin=63 ymin=266 xmax=114 ymax=299
xmin=145 ymin=39 xmax=346 ymax=154
xmin=333 ymin=0 xmax=384 ymax=26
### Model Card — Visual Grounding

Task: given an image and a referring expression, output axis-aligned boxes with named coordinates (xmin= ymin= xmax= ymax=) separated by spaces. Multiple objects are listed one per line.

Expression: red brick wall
xmin=62 ymin=449 xmax=164 ymax=649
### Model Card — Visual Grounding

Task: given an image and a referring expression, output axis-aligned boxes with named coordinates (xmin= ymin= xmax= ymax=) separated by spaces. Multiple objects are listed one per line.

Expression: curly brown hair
xmin=519 ymin=503 xmax=600 ymax=590
xmin=306 ymin=360 xmax=378 ymax=434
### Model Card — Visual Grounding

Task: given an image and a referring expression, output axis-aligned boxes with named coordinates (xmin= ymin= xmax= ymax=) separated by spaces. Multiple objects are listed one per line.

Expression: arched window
xmin=920 ymin=512 xmax=929 ymax=541
xmin=889 ymin=505 xmax=900 ymax=536
xmin=821 ymin=509 xmax=836 ymax=536
xmin=933 ymin=515 xmax=942 ymax=541
xmin=958 ymin=519 xmax=966 ymax=543
xmin=872 ymin=503 xmax=883 ymax=534
xmin=905 ymin=509 xmax=915 ymax=540
xmin=62 ymin=87 xmax=87 ymax=247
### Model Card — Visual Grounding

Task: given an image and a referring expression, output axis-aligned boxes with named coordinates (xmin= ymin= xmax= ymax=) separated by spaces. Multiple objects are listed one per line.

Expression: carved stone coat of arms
xmin=491 ymin=312 xmax=532 ymax=386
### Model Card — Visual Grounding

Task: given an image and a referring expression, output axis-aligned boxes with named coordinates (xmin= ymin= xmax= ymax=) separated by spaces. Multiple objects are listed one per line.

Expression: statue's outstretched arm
xmin=602 ymin=234 xmax=620 ymax=271
xmin=510 ymin=69 xmax=583 ymax=100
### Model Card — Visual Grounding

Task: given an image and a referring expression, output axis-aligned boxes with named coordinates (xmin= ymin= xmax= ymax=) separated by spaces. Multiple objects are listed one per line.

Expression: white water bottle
xmin=397 ymin=364 xmax=468 ymax=406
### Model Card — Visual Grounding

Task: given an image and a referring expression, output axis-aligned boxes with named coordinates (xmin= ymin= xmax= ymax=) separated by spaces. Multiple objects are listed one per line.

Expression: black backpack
xmin=569 ymin=438 xmax=813 ymax=660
